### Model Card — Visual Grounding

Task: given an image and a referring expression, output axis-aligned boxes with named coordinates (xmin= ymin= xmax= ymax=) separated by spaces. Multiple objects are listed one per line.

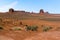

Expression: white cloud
xmin=0 ymin=1 xmax=18 ymax=12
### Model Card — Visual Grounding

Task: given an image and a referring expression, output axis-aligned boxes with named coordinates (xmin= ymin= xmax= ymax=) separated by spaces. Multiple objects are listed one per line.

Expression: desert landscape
xmin=0 ymin=8 xmax=60 ymax=40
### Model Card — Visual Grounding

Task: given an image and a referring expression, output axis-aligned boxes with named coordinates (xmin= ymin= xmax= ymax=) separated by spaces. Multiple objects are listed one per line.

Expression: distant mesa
xmin=45 ymin=12 xmax=49 ymax=14
xmin=8 ymin=8 xmax=49 ymax=15
xmin=0 ymin=8 xmax=60 ymax=17
xmin=9 ymin=8 xmax=28 ymax=14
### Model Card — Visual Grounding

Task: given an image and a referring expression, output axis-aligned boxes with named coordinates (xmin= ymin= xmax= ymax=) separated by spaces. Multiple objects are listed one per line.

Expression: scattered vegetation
xmin=0 ymin=26 xmax=3 ymax=30
xmin=25 ymin=25 xmax=38 ymax=31
xmin=42 ymin=26 xmax=52 ymax=32
xmin=25 ymin=25 xmax=28 ymax=26
xmin=11 ymin=27 xmax=21 ymax=31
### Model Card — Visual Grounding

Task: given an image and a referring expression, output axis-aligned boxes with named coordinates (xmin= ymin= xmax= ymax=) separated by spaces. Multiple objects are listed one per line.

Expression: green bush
xmin=31 ymin=26 xmax=38 ymax=31
xmin=25 ymin=25 xmax=38 ymax=31
xmin=25 ymin=26 xmax=31 ymax=31
xmin=43 ymin=26 xmax=52 ymax=32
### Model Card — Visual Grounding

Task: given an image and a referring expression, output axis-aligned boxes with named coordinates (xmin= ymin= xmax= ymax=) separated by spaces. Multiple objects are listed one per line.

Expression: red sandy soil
xmin=0 ymin=31 xmax=60 ymax=40
xmin=0 ymin=19 xmax=60 ymax=40
xmin=20 ymin=19 xmax=60 ymax=27
xmin=1 ymin=9 xmax=60 ymax=40
xmin=25 ymin=31 xmax=60 ymax=40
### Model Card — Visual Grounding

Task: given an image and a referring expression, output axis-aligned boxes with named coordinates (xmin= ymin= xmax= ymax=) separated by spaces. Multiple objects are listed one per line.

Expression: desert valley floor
xmin=0 ymin=10 xmax=60 ymax=40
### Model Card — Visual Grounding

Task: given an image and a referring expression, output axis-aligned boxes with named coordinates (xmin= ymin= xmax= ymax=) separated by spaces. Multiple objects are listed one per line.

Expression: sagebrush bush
xmin=25 ymin=26 xmax=31 ymax=31
xmin=11 ymin=27 xmax=21 ymax=31
xmin=14 ymin=28 xmax=21 ymax=30
xmin=25 ymin=25 xmax=38 ymax=31
xmin=31 ymin=26 xmax=38 ymax=31
xmin=42 ymin=26 xmax=52 ymax=32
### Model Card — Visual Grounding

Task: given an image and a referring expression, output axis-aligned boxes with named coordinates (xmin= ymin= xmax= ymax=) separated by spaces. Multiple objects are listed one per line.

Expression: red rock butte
xmin=0 ymin=8 xmax=60 ymax=17
xmin=8 ymin=8 xmax=49 ymax=15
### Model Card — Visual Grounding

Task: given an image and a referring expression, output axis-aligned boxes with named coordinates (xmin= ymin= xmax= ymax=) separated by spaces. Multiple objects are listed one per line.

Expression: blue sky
xmin=0 ymin=0 xmax=60 ymax=14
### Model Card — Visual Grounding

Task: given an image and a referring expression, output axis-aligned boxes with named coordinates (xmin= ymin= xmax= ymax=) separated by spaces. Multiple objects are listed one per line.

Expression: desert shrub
xmin=43 ymin=26 xmax=52 ymax=32
xmin=12 ymin=27 xmax=21 ymax=31
xmin=0 ymin=27 xmax=3 ymax=30
xmin=14 ymin=28 xmax=21 ymax=30
xmin=31 ymin=26 xmax=38 ymax=31
xmin=41 ymin=25 xmax=44 ymax=27
xmin=25 ymin=25 xmax=28 ymax=26
xmin=25 ymin=25 xmax=38 ymax=31
xmin=25 ymin=26 xmax=31 ymax=31
xmin=20 ymin=22 xmax=23 ymax=25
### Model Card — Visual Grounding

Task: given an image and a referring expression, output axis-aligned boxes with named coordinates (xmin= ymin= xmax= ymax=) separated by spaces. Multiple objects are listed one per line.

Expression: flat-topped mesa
xmin=9 ymin=8 xmax=14 ymax=14
xmin=8 ymin=8 xmax=29 ymax=14
xmin=39 ymin=9 xmax=44 ymax=15
xmin=8 ymin=8 xmax=49 ymax=15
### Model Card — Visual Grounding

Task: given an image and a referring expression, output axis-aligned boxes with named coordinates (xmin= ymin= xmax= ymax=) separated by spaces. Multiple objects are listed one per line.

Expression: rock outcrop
xmin=9 ymin=8 xmax=14 ymax=14
xmin=39 ymin=9 xmax=44 ymax=15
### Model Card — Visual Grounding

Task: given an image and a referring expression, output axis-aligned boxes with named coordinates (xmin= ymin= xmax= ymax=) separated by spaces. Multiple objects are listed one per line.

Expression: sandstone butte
xmin=0 ymin=8 xmax=60 ymax=40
